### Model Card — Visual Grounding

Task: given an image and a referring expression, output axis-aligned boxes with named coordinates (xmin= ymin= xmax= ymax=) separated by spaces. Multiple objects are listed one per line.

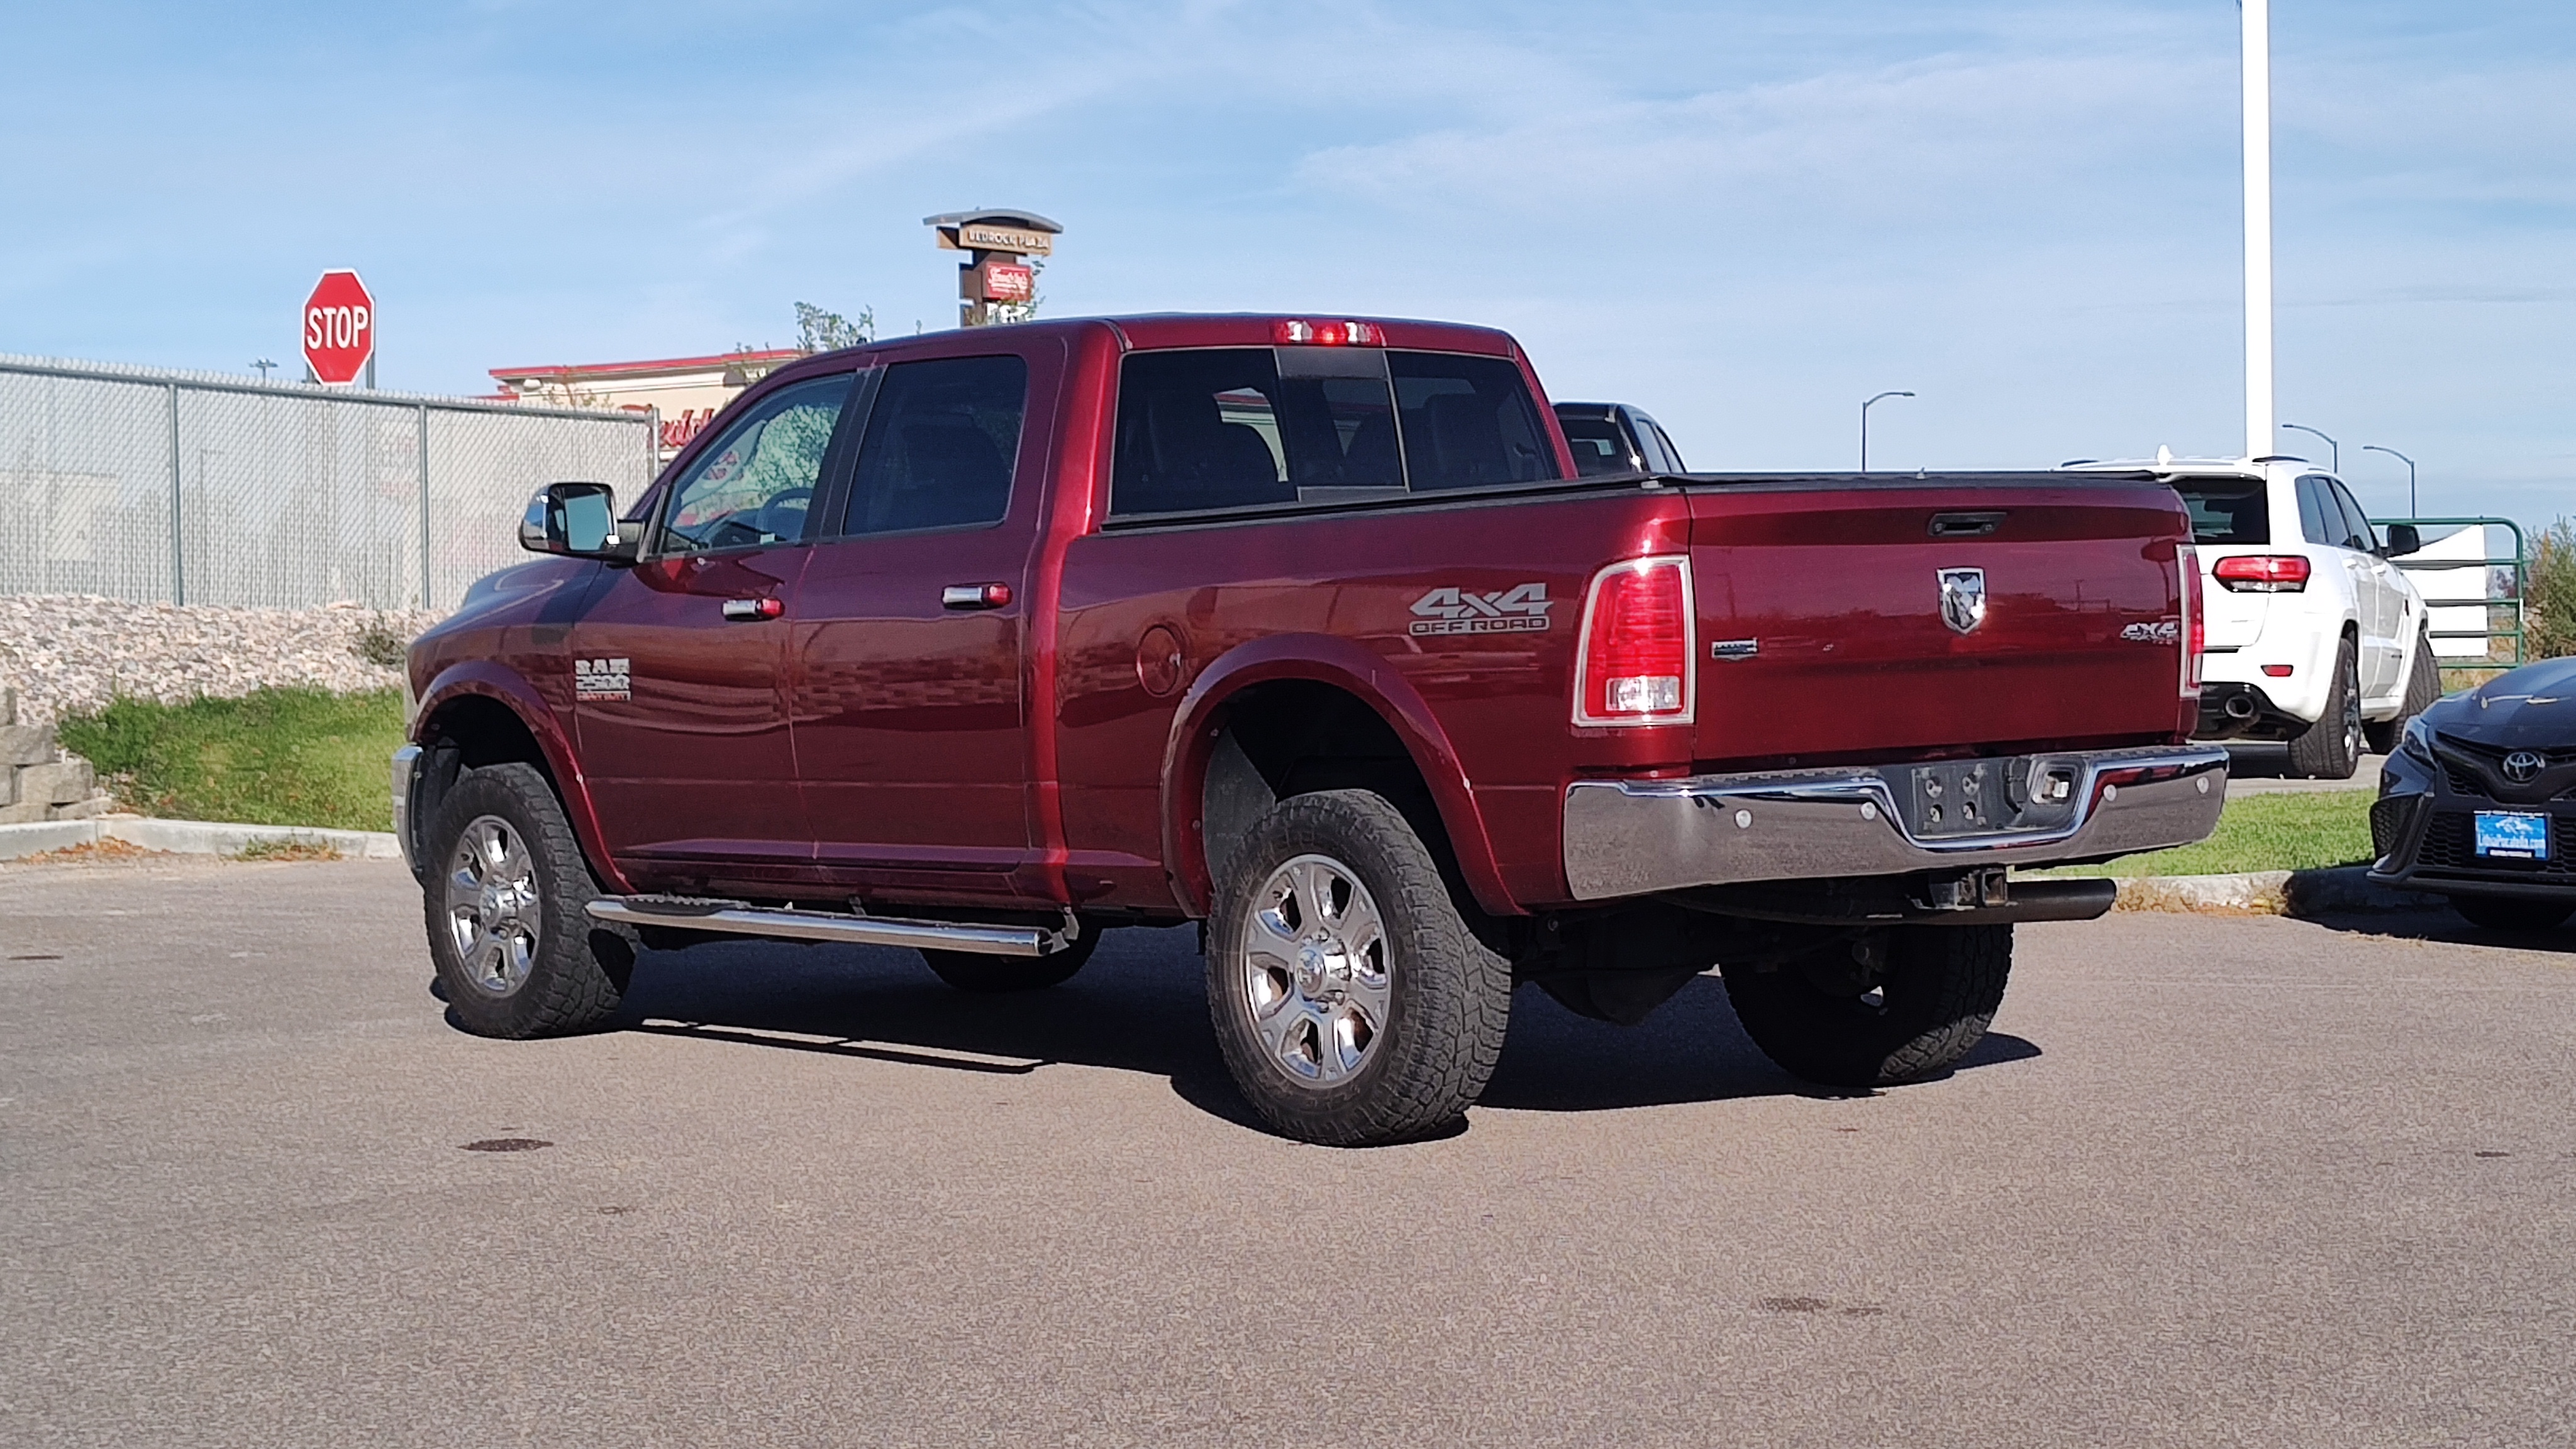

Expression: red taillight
xmin=2212 ymin=553 xmax=2310 ymax=592
xmin=1273 ymin=318 xmax=1383 ymax=347
xmin=2182 ymin=544 xmax=2204 ymax=693
xmin=1574 ymin=555 xmax=1694 ymax=726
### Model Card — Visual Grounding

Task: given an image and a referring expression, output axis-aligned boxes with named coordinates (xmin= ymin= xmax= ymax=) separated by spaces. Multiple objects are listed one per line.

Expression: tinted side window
xmin=1111 ymin=349 xmax=1294 ymax=516
xmin=2296 ymin=476 xmax=2339 ymax=547
xmin=1389 ymin=352 xmax=1561 ymax=490
xmin=658 ymin=374 xmax=852 ymax=553
xmin=2174 ymin=476 xmax=2270 ymax=545
xmin=1651 ymin=422 xmax=1687 ymax=472
xmin=2330 ymin=480 xmax=2379 ymax=552
xmin=841 ymin=355 xmax=1027 ymax=536
xmin=1557 ymin=415 xmax=1632 ymax=476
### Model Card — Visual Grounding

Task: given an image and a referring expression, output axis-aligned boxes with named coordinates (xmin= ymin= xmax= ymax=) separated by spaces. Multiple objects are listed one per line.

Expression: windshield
xmin=2172 ymin=476 xmax=2270 ymax=545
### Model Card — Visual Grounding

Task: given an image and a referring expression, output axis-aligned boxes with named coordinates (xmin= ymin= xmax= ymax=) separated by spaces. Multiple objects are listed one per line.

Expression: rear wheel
xmin=2286 ymin=636 xmax=2363 ymax=779
xmin=921 ymin=931 xmax=1097 ymax=992
xmin=1721 ymin=925 xmax=2012 ymax=1088
xmin=1206 ymin=790 xmax=1512 ymax=1146
xmin=2364 ymin=632 xmax=2441 ymax=756
xmin=2449 ymin=895 xmax=2573 ymax=932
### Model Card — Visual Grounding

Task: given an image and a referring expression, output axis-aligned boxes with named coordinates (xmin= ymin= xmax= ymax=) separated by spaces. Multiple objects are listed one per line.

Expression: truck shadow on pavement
xmin=2299 ymin=907 xmax=2576 ymax=955
xmin=549 ymin=922 xmax=2042 ymax=1134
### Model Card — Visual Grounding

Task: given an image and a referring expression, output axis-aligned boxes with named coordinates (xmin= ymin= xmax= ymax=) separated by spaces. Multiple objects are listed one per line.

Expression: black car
xmin=1554 ymin=402 xmax=1686 ymax=477
xmin=2370 ymin=655 xmax=2576 ymax=930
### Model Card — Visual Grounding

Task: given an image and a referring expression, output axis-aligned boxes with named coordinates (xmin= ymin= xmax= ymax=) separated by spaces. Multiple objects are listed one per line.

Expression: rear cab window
xmin=2172 ymin=475 xmax=2270 ymax=546
xmin=1110 ymin=345 xmax=1558 ymax=518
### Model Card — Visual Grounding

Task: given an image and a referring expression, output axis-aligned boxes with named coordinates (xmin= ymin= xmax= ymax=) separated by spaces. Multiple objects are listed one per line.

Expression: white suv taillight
xmin=1573 ymin=555 xmax=1694 ymax=727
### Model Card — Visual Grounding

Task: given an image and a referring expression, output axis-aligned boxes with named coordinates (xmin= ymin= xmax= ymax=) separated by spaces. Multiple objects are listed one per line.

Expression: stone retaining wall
xmin=0 ymin=687 xmax=112 ymax=824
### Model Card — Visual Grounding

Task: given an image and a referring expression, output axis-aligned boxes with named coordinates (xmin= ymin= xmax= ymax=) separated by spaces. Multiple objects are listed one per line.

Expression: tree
xmin=2526 ymin=518 xmax=2576 ymax=661
xmin=795 ymin=303 xmax=876 ymax=353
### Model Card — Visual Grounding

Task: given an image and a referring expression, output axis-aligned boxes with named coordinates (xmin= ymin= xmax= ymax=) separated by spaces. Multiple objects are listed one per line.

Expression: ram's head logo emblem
xmin=1938 ymin=568 xmax=1987 ymax=636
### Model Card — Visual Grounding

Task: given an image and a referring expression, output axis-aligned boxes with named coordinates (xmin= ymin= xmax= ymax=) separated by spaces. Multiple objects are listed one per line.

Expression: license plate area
xmin=1901 ymin=755 xmax=2082 ymax=839
xmin=2473 ymin=811 xmax=2551 ymax=862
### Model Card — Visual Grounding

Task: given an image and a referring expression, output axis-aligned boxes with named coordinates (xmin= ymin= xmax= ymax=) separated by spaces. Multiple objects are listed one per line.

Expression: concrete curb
xmin=2112 ymin=866 xmax=2446 ymax=918
xmin=0 ymin=815 xmax=401 ymax=862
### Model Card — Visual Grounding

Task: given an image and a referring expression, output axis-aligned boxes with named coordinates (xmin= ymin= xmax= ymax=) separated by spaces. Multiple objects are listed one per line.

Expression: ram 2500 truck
xmin=396 ymin=313 xmax=2226 ymax=1146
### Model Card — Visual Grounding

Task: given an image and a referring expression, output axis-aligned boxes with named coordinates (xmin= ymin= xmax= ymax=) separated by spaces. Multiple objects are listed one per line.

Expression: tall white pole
xmin=2242 ymin=0 xmax=2274 ymax=460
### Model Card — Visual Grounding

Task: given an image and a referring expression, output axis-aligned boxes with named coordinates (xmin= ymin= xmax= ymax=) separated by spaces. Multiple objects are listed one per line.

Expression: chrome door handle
xmin=721 ymin=597 xmax=783 ymax=621
xmin=942 ymin=582 xmax=1014 ymax=610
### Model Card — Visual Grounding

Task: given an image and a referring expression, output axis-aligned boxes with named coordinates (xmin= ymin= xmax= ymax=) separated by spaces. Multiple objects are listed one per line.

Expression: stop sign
xmin=302 ymin=269 xmax=375 ymax=385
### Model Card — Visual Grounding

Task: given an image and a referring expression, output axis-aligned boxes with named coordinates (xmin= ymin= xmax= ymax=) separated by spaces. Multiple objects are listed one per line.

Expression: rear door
xmin=1685 ymin=481 xmax=2189 ymax=764
xmin=2328 ymin=477 xmax=2401 ymax=696
xmin=789 ymin=343 xmax=1059 ymax=902
xmin=570 ymin=371 xmax=856 ymax=886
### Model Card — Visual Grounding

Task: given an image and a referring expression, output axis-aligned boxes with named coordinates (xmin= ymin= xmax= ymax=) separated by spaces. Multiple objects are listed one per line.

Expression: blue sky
xmin=6 ymin=1 xmax=2570 ymax=522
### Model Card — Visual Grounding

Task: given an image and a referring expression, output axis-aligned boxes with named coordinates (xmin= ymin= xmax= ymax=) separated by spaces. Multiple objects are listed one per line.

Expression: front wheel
xmin=1721 ymin=924 xmax=2012 ymax=1088
xmin=424 ymin=762 xmax=628 ymax=1039
xmin=2450 ymin=895 xmax=2573 ymax=933
xmin=1205 ymin=790 xmax=1512 ymax=1146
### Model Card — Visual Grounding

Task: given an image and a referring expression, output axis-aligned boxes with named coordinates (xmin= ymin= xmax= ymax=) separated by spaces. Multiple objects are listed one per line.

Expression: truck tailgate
xmin=1685 ymin=479 xmax=2187 ymax=764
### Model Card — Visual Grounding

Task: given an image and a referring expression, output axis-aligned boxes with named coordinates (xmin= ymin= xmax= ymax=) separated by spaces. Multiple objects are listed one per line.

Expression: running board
xmin=585 ymin=897 xmax=1073 ymax=957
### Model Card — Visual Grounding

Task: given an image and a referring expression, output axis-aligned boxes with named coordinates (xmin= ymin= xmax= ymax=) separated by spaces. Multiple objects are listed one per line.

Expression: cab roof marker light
xmin=1273 ymin=319 xmax=1382 ymax=347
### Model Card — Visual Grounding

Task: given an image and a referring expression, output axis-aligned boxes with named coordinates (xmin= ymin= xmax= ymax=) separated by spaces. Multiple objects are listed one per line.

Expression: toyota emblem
xmin=2502 ymin=750 xmax=2545 ymax=783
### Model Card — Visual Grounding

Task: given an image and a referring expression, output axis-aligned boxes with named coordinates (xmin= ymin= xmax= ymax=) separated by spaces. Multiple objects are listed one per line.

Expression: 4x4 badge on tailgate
xmin=1938 ymin=568 xmax=1987 ymax=636
xmin=1410 ymin=584 xmax=1552 ymax=636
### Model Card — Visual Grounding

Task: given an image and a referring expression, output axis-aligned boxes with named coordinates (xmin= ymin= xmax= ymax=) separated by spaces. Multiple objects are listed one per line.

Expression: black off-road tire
xmin=2448 ymin=895 xmax=2573 ymax=933
xmin=2287 ymin=636 xmax=2363 ymax=780
xmin=2365 ymin=632 xmax=2441 ymax=756
xmin=1206 ymin=790 xmax=1512 ymax=1146
xmin=423 ymin=762 xmax=627 ymax=1038
xmin=1721 ymin=924 xmax=2012 ymax=1088
xmin=922 ymin=930 xmax=1099 ymax=992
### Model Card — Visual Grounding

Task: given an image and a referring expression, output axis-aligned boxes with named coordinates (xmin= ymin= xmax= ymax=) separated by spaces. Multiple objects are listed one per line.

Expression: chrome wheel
xmin=443 ymin=814 xmax=541 ymax=997
xmin=1240 ymin=853 xmax=1392 ymax=1088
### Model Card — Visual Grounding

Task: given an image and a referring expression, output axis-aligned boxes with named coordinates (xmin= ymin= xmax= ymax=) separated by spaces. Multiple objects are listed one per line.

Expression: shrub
xmin=2528 ymin=518 xmax=2576 ymax=662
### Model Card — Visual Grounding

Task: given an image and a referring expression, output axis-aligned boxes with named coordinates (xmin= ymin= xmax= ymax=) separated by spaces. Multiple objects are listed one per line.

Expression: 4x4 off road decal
xmin=574 ymin=657 xmax=631 ymax=702
xmin=1410 ymin=584 xmax=1553 ymax=636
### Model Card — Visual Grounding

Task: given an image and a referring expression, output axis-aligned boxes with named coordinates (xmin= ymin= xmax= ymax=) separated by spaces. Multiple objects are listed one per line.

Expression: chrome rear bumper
xmin=1562 ymin=745 xmax=2228 ymax=900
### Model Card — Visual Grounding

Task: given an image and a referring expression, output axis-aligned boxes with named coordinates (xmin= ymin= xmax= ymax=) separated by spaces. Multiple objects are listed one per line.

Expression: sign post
xmin=924 ymin=210 xmax=1062 ymax=327
xmin=302 ymin=269 xmax=377 ymax=386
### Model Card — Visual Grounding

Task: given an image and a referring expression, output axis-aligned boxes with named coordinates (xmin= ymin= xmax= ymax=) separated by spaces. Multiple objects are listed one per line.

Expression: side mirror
xmin=2382 ymin=523 xmax=2422 ymax=558
xmin=519 ymin=482 xmax=636 ymax=560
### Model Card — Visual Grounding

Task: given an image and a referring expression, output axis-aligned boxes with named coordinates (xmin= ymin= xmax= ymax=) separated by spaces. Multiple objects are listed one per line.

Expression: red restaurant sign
xmin=983 ymin=262 xmax=1034 ymax=303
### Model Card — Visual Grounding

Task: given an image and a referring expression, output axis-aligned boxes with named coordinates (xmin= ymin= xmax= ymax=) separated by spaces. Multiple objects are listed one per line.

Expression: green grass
xmin=2036 ymin=788 xmax=2373 ymax=879
xmin=58 ymin=687 xmax=406 ymax=833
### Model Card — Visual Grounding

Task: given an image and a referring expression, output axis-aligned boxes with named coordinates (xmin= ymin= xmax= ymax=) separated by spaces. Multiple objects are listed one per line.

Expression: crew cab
xmin=2062 ymin=453 xmax=2437 ymax=778
xmin=396 ymin=313 xmax=2226 ymax=1146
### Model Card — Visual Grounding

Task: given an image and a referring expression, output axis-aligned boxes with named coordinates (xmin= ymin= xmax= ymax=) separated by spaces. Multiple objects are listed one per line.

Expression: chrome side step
xmin=585 ymin=897 xmax=1072 ymax=958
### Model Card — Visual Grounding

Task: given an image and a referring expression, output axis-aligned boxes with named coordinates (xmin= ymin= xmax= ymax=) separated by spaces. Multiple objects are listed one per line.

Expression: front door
xmin=572 ymin=371 xmax=855 ymax=890
xmin=791 ymin=347 xmax=1056 ymax=904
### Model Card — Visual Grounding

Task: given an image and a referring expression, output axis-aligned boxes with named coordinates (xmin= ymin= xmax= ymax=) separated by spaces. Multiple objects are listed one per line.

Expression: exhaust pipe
xmin=2224 ymin=693 xmax=2257 ymax=721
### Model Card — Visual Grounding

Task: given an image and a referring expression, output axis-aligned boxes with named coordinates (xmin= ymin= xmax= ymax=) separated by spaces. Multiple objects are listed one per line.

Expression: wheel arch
xmin=1159 ymin=634 xmax=1517 ymax=919
xmin=410 ymin=662 xmax=627 ymax=892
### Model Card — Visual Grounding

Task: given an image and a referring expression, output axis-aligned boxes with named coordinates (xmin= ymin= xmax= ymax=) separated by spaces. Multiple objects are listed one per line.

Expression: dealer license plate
xmin=2473 ymin=811 xmax=2551 ymax=861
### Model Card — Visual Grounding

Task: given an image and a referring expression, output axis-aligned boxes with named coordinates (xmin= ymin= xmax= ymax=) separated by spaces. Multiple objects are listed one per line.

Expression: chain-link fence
xmin=1 ymin=354 xmax=660 ymax=611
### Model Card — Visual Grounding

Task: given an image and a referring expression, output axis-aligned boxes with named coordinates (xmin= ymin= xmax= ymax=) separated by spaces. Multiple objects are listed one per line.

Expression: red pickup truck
xmin=396 ymin=313 xmax=2225 ymax=1145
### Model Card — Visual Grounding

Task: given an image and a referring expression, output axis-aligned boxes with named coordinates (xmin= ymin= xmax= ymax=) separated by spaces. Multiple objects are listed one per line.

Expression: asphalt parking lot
xmin=5 ymin=857 xmax=2572 ymax=1448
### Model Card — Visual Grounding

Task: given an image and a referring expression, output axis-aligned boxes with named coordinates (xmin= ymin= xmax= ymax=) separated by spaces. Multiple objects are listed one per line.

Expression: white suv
xmin=2063 ymin=455 xmax=2438 ymax=779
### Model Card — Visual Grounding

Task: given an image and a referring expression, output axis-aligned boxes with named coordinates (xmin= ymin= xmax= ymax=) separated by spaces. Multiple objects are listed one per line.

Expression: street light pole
xmin=2243 ymin=0 xmax=2274 ymax=460
xmin=1860 ymin=390 xmax=1914 ymax=472
xmin=2362 ymin=444 xmax=2418 ymax=516
xmin=2282 ymin=422 xmax=2339 ymax=474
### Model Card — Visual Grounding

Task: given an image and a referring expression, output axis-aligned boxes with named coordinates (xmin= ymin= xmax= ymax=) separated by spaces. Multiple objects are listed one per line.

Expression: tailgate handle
xmin=1928 ymin=511 xmax=2006 ymax=538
